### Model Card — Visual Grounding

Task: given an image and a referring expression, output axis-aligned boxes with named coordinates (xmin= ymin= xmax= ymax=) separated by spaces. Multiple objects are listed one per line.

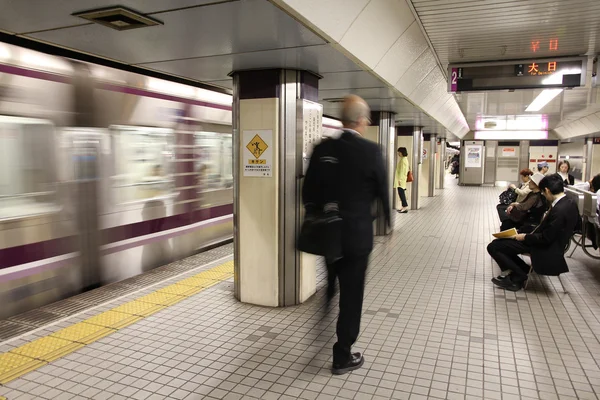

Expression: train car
xmin=0 ymin=43 xmax=234 ymax=319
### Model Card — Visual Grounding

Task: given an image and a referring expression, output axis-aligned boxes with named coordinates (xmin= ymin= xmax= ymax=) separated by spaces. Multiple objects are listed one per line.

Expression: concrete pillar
xmin=428 ymin=135 xmax=436 ymax=197
xmin=232 ymin=69 xmax=320 ymax=307
xmin=411 ymin=127 xmax=423 ymax=210
xmin=370 ymin=112 xmax=395 ymax=236
xmin=438 ymin=138 xmax=446 ymax=189
xmin=586 ymin=137 xmax=593 ymax=181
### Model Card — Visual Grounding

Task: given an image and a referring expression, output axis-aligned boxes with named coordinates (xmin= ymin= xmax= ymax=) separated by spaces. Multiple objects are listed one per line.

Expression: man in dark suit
xmin=302 ymin=95 xmax=390 ymax=375
xmin=487 ymin=174 xmax=579 ymax=291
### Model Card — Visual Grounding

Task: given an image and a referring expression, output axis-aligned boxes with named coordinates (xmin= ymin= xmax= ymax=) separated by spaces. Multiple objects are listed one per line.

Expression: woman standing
xmin=558 ymin=160 xmax=575 ymax=186
xmin=395 ymin=147 xmax=410 ymax=213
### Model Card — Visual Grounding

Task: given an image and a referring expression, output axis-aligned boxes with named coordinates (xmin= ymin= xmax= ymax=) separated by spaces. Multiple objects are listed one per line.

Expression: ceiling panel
xmin=411 ymin=0 xmax=600 ymax=66
xmin=139 ymin=44 xmax=360 ymax=82
xmin=319 ymin=71 xmax=386 ymax=91
xmin=26 ymin=0 xmax=325 ymax=64
xmin=0 ymin=0 xmax=224 ymax=34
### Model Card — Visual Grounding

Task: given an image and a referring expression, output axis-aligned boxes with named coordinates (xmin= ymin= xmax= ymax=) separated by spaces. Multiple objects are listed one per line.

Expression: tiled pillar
xmin=231 ymin=69 xmax=321 ymax=307
xmin=428 ymin=134 xmax=437 ymax=197
xmin=411 ymin=127 xmax=423 ymax=210
xmin=438 ymin=137 xmax=446 ymax=189
xmin=370 ymin=112 xmax=395 ymax=236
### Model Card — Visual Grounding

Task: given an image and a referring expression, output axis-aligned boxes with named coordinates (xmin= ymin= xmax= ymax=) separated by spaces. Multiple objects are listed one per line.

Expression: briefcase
xmin=298 ymin=211 xmax=343 ymax=262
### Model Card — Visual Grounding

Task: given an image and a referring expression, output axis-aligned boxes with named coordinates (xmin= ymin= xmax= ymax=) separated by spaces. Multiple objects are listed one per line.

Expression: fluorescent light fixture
xmin=0 ymin=44 xmax=10 ymax=61
xmin=476 ymin=115 xmax=548 ymax=130
xmin=323 ymin=116 xmax=343 ymax=128
xmin=542 ymin=68 xmax=582 ymax=85
xmin=147 ymin=77 xmax=196 ymax=98
xmin=474 ymin=130 xmax=548 ymax=140
xmin=196 ymin=88 xmax=232 ymax=106
xmin=525 ymin=89 xmax=563 ymax=112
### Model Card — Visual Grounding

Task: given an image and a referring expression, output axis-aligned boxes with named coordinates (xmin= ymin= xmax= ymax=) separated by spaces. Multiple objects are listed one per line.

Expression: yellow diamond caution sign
xmin=246 ymin=134 xmax=268 ymax=159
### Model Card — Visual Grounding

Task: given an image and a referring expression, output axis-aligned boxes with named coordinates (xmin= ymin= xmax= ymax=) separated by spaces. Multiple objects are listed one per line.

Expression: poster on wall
xmin=243 ymin=130 xmax=273 ymax=177
xmin=301 ymin=100 xmax=323 ymax=174
xmin=502 ymin=147 xmax=516 ymax=157
xmin=465 ymin=145 xmax=482 ymax=168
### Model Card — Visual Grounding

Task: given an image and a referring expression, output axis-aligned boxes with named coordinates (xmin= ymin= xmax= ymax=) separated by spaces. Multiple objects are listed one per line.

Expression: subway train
xmin=0 ymin=43 xmax=343 ymax=319
xmin=0 ymin=43 xmax=237 ymax=319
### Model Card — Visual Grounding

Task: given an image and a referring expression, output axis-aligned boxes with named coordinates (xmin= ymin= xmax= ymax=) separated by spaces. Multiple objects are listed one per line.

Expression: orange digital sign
xmin=530 ymin=39 xmax=559 ymax=53
xmin=527 ymin=62 xmax=557 ymax=76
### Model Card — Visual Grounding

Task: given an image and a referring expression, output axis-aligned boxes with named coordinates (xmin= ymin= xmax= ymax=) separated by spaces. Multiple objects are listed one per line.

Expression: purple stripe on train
xmin=0 ymin=204 xmax=233 ymax=270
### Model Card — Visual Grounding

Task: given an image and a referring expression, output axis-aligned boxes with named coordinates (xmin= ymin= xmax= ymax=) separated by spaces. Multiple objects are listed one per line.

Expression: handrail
xmin=0 ymin=191 xmax=55 ymax=199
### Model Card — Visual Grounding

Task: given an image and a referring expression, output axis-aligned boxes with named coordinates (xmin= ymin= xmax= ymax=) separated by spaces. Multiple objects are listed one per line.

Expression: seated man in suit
xmin=487 ymin=174 xmax=579 ymax=291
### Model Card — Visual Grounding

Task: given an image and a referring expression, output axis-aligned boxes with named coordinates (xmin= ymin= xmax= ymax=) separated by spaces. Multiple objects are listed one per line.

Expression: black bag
xmin=499 ymin=189 xmax=517 ymax=205
xmin=298 ymin=140 xmax=343 ymax=263
xmin=298 ymin=208 xmax=343 ymax=262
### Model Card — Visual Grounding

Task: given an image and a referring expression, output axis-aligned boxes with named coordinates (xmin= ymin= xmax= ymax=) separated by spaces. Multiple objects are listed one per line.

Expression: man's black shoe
xmin=492 ymin=276 xmax=523 ymax=292
xmin=332 ymin=353 xmax=364 ymax=375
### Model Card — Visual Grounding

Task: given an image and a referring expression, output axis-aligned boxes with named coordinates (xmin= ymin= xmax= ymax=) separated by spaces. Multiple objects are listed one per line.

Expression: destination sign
xmin=448 ymin=57 xmax=586 ymax=93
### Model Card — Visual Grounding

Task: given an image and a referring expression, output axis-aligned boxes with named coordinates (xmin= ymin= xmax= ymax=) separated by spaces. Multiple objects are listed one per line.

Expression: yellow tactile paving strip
xmin=0 ymin=260 xmax=233 ymax=385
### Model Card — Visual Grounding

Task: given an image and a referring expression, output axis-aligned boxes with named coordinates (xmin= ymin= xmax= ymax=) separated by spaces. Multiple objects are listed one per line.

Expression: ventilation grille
xmin=72 ymin=6 xmax=163 ymax=31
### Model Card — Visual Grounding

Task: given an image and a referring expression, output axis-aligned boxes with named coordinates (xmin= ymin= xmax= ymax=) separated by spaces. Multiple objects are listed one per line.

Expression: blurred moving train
xmin=0 ymin=43 xmax=343 ymax=319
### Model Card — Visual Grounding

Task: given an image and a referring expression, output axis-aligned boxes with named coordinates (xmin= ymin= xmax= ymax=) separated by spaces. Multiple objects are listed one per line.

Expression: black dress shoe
xmin=332 ymin=353 xmax=364 ymax=375
xmin=492 ymin=276 xmax=523 ymax=292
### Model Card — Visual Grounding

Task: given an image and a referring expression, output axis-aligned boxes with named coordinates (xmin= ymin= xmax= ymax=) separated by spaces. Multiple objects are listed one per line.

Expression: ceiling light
xmin=525 ymin=89 xmax=563 ymax=112
xmin=474 ymin=130 xmax=548 ymax=140
xmin=72 ymin=6 xmax=162 ymax=31
xmin=0 ymin=44 xmax=10 ymax=61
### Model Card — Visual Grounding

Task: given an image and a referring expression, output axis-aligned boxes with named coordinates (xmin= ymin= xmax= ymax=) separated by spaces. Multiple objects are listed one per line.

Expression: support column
xmin=428 ymin=134 xmax=436 ymax=197
xmin=369 ymin=112 xmax=395 ymax=236
xmin=232 ymin=69 xmax=321 ymax=307
xmin=411 ymin=127 xmax=423 ymax=210
xmin=586 ymin=137 xmax=593 ymax=181
xmin=438 ymin=137 xmax=446 ymax=189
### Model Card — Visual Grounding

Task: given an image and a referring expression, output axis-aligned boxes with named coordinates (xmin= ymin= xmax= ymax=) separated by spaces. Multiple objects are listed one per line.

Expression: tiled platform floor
xmin=2 ymin=178 xmax=600 ymax=400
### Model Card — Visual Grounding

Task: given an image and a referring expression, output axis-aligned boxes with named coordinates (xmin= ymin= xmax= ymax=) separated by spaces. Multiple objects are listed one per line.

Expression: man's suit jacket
xmin=302 ymin=130 xmax=391 ymax=257
xmin=524 ymin=196 xmax=579 ymax=275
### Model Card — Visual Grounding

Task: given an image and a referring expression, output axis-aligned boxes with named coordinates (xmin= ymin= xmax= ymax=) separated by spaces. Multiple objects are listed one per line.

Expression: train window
xmin=195 ymin=132 xmax=233 ymax=192
xmin=0 ymin=116 xmax=58 ymax=220
xmin=110 ymin=126 xmax=175 ymax=204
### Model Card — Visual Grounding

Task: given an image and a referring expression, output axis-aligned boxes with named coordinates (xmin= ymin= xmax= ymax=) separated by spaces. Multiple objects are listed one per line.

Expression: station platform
xmin=1 ymin=180 xmax=600 ymax=400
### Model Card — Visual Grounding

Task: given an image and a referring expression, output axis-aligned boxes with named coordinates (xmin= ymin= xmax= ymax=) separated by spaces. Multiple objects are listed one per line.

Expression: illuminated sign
xmin=516 ymin=61 xmax=560 ymax=76
xmin=531 ymin=39 xmax=559 ymax=53
xmin=448 ymin=56 xmax=585 ymax=93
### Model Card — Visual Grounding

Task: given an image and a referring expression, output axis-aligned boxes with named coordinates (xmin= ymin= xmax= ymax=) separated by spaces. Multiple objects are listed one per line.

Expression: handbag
xmin=406 ymin=170 xmax=414 ymax=183
xmin=298 ymin=140 xmax=343 ymax=262
xmin=498 ymin=189 xmax=517 ymax=205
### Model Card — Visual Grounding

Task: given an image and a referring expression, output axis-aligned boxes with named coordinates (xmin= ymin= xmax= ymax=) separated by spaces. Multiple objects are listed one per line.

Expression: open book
xmin=492 ymin=228 xmax=518 ymax=239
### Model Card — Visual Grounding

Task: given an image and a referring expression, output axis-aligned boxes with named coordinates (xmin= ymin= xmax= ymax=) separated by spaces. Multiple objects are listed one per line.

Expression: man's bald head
xmin=341 ymin=95 xmax=371 ymax=134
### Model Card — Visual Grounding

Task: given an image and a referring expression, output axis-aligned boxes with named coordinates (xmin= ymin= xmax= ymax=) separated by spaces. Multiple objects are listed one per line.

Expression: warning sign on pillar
xmin=243 ymin=130 xmax=273 ymax=177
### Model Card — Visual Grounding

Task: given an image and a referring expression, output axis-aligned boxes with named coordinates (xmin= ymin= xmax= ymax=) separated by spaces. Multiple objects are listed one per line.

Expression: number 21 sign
xmin=449 ymin=67 xmax=461 ymax=93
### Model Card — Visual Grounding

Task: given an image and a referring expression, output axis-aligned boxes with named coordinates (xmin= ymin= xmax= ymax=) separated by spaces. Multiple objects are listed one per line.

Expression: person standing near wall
xmin=395 ymin=147 xmax=409 ymax=213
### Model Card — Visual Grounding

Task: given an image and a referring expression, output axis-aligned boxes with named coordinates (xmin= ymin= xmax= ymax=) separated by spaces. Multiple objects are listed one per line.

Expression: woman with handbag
xmin=394 ymin=147 xmax=410 ymax=213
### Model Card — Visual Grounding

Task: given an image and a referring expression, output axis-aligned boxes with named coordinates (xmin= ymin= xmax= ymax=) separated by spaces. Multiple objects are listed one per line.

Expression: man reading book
xmin=487 ymin=174 xmax=579 ymax=291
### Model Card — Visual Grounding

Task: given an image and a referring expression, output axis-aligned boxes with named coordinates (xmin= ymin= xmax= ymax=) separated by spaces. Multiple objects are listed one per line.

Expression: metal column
xmin=375 ymin=112 xmax=395 ymax=236
xmin=586 ymin=137 xmax=593 ymax=181
xmin=438 ymin=137 xmax=446 ymax=189
xmin=411 ymin=127 xmax=422 ymax=210
xmin=428 ymin=135 xmax=436 ymax=197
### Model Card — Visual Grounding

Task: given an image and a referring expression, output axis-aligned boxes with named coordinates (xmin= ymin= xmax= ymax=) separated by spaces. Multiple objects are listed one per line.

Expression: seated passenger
xmin=509 ymin=168 xmax=533 ymax=202
xmin=537 ymin=161 xmax=550 ymax=175
xmin=500 ymin=172 xmax=546 ymax=233
xmin=487 ymin=174 xmax=579 ymax=292
xmin=496 ymin=169 xmax=533 ymax=223
xmin=557 ymin=160 xmax=575 ymax=186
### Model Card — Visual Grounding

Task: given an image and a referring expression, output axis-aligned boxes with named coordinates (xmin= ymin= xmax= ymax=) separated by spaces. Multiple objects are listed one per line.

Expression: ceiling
xmin=0 ymin=0 xmax=453 ymax=136
xmin=410 ymin=0 xmax=600 ymax=137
